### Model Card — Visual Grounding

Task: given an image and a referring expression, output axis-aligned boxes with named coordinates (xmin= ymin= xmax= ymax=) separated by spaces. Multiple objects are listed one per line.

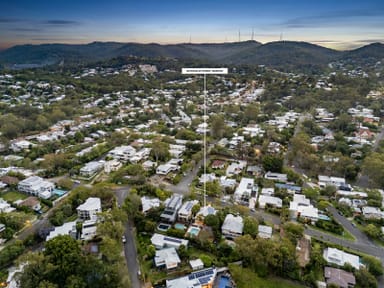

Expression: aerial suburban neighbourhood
xmin=0 ymin=2 xmax=384 ymax=288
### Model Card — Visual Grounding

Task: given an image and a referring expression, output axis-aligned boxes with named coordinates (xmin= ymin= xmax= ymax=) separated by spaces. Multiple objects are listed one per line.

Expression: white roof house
xmin=189 ymin=259 xmax=204 ymax=270
xmin=178 ymin=200 xmax=199 ymax=222
xmin=108 ymin=145 xmax=136 ymax=162
xmin=234 ymin=177 xmax=254 ymax=203
xmin=261 ymin=188 xmax=274 ymax=196
xmin=196 ymin=205 xmax=217 ymax=219
xmin=0 ymin=198 xmax=16 ymax=213
xmin=323 ymin=248 xmax=360 ymax=270
xmin=199 ymin=173 xmax=216 ymax=184
xmin=46 ymin=221 xmax=76 ymax=241
xmin=79 ymin=161 xmax=104 ymax=177
xmin=18 ymin=176 xmax=54 ymax=199
xmin=289 ymin=194 xmax=319 ymax=222
xmin=161 ymin=194 xmax=183 ymax=223
xmin=76 ymin=197 xmax=101 ymax=220
xmin=154 ymin=247 xmax=181 ymax=270
xmin=258 ymin=225 xmax=273 ymax=239
xmin=264 ymin=172 xmax=287 ymax=182
xmin=362 ymin=206 xmax=384 ymax=219
xmin=226 ymin=161 xmax=247 ymax=177
xmin=318 ymin=175 xmax=346 ymax=188
xmin=151 ymin=233 xmax=189 ymax=250
xmin=141 ymin=196 xmax=161 ymax=214
xmin=221 ymin=214 xmax=244 ymax=239
xmin=258 ymin=195 xmax=282 ymax=209
xmin=166 ymin=267 xmax=216 ymax=288
xmin=219 ymin=176 xmax=237 ymax=189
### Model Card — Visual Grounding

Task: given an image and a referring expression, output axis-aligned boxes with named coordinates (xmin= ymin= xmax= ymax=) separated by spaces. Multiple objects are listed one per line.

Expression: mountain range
xmin=0 ymin=40 xmax=383 ymax=70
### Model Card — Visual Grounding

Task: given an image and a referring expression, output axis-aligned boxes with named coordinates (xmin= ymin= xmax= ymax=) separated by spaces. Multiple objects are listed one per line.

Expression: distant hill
xmin=340 ymin=42 xmax=384 ymax=61
xmin=0 ymin=40 xmax=383 ymax=70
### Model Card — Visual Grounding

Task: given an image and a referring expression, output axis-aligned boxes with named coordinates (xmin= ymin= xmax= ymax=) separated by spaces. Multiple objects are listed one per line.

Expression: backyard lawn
xmin=229 ymin=264 xmax=308 ymax=288
xmin=1 ymin=190 xmax=28 ymax=202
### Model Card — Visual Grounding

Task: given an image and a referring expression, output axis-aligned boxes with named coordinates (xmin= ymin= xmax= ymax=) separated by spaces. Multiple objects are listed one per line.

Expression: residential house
xmin=362 ymin=206 xmax=384 ymax=219
xmin=141 ymin=196 xmax=161 ymax=214
xmin=226 ymin=161 xmax=247 ymax=177
xmin=77 ymin=197 xmax=101 ymax=221
xmin=151 ymin=233 xmax=189 ymax=250
xmin=160 ymin=194 xmax=183 ymax=223
xmin=323 ymin=247 xmax=360 ymax=270
xmin=221 ymin=214 xmax=244 ymax=240
xmin=264 ymin=172 xmax=287 ymax=182
xmin=211 ymin=160 xmax=226 ymax=170
xmin=169 ymin=144 xmax=186 ymax=158
xmin=46 ymin=221 xmax=77 ymax=241
xmin=108 ymin=145 xmax=136 ymax=162
xmin=318 ymin=175 xmax=346 ymax=188
xmin=154 ymin=247 xmax=181 ymax=270
xmin=178 ymin=200 xmax=199 ymax=222
xmin=261 ymin=188 xmax=274 ymax=196
xmin=142 ymin=160 xmax=157 ymax=171
xmin=18 ymin=176 xmax=54 ymax=199
xmin=219 ymin=176 xmax=237 ymax=190
xmin=324 ymin=267 xmax=356 ymax=288
xmin=258 ymin=225 xmax=273 ymax=239
xmin=289 ymin=194 xmax=319 ymax=223
xmin=234 ymin=178 xmax=255 ymax=203
xmin=196 ymin=205 xmax=217 ymax=221
xmin=199 ymin=173 xmax=216 ymax=185
xmin=189 ymin=259 xmax=204 ymax=270
xmin=104 ymin=159 xmax=122 ymax=174
xmin=246 ymin=165 xmax=263 ymax=177
xmin=166 ymin=267 xmax=217 ymax=288
xmin=0 ymin=198 xmax=16 ymax=213
xmin=80 ymin=161 xmax=104 ymax=178
xmin=258 ymin=195 xmax=282 ymax=209
xmin=19 ymin=197 xmax=41 ymax=212
xmin=156 ymin=161 xmax=179 ymax=175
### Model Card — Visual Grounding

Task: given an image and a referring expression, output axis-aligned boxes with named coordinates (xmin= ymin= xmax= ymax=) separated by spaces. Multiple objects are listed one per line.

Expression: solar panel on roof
xmin=198 ymin=277 xmax=211 ymax=284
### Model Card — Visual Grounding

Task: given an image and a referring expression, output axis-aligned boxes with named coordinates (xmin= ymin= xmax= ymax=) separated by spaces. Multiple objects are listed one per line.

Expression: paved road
xmin=304 ymin=228 xmax=384 ymax=259
xmin=327 ymin=206 xmax=371 ymax=244
xmin=356 ymin=124 xmax=384 ymax=188
xmin=167 ymin=159 xmax=202 ymax=195
xmin=115 ymin=186 xmax=141 ymax=288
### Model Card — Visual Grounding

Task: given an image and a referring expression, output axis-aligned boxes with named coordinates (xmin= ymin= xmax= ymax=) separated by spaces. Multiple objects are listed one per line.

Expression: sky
xmin=0 ymin=0 xmax=383 ymax=50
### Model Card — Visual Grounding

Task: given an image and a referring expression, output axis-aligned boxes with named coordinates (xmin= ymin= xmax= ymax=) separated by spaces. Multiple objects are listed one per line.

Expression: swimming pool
xmin=187 ymin=226 xmax=200 ymax=237
xmin=157 ymin=223 xmax=171 ymax=231
xmin=218 ymin=276 xmax=232 ymax=288
xmin=174 ymin=223 xmax=186 ymax=230
xmin=53 ymin=188 xmax=68 ymax=196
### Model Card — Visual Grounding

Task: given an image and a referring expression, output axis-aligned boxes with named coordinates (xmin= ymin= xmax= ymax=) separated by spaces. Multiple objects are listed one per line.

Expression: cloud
xmin=0 ymin=18 xmax=21 ymax=23
xmin=11 ymin=28 xmax=43 ymax=32
xmin=42 ymin=20 xmax=81 ymax=25
xmin=282 ymin=9 xmax=384 ymax=29
xmin=354 ymin=39 xmax=384 ymax=43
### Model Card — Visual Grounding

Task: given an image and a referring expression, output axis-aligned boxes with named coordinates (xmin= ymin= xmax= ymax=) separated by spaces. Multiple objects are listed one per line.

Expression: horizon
xmin=0 ymin=38 xmax=383 ymax=52
xmin=1 ymin=0 xmax=384 ymax=51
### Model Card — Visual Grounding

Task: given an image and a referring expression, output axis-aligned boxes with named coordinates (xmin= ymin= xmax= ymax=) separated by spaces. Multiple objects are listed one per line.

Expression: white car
xmin=122 ymin=235 xmax=126 ymax=243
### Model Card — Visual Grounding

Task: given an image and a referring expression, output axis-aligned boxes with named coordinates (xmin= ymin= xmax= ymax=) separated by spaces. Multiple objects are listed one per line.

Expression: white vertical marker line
xmin=203 ymin=73 xmax=207 ymax=208
xmin=181 ymin=68 xmax=228 ymax=208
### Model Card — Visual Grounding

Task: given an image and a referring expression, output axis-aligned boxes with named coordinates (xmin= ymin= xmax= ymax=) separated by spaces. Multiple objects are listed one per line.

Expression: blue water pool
xmin=157 ymin=223 xmax=171 ymax=231
xmin=187 ymin=226 xmax=200 ymax=237
xmin=174 ymin=223 xmax=186 ymax=230
xmin=219 ymin=276 xmax=232 ymax=288
xmin=53 ymin=188 xmax=68 ymax=196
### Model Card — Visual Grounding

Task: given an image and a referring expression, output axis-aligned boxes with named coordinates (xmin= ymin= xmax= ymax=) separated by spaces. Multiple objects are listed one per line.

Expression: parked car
xmin=122 ymin=235 xmax=126 ymax=243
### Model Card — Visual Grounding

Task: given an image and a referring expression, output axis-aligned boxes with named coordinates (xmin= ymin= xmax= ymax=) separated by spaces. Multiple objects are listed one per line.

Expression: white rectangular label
xmin=181 ymin=68 xmax=228 ymax=74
